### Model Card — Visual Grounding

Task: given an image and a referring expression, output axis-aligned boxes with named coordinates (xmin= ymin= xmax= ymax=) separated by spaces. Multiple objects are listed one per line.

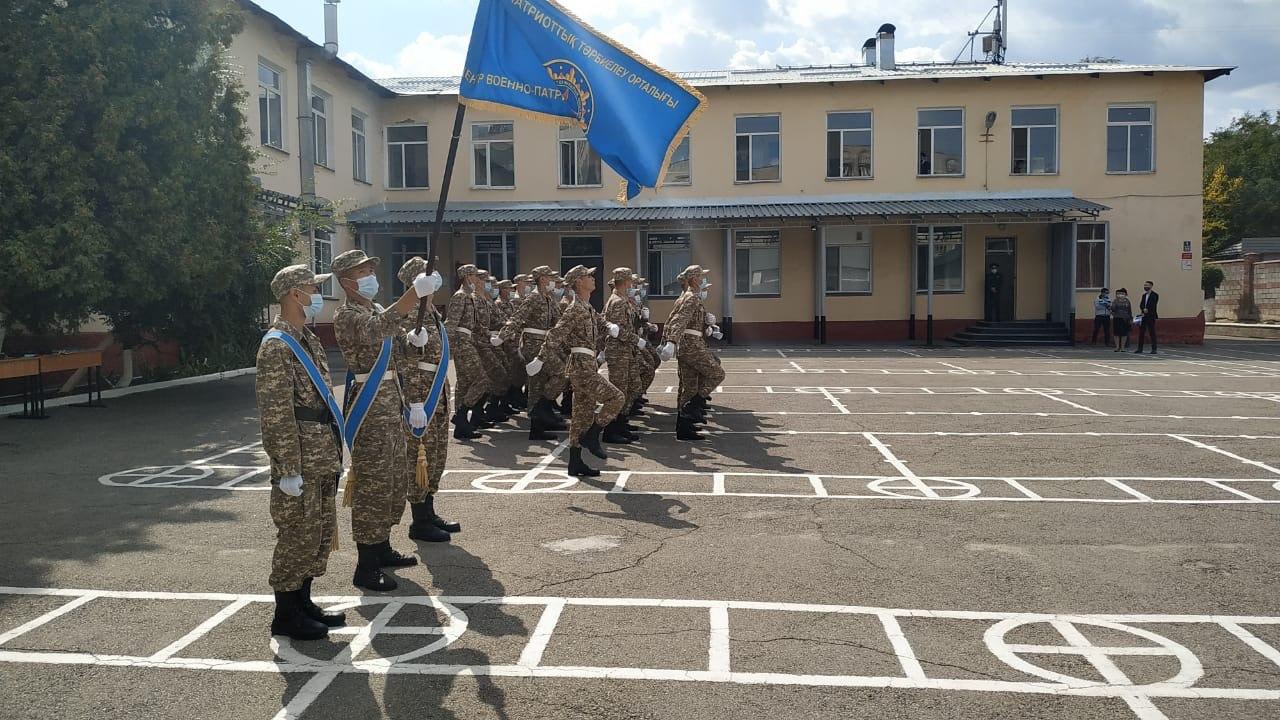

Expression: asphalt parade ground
xmin=3 ymin=340 xmax=1280 ymax=719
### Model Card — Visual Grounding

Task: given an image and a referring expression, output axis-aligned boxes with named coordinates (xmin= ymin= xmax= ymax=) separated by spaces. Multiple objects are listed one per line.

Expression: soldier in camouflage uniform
xmin=446 ymin=264 xmax=489 ymax=438
xmin=475 ymin=270 xmax=513 ymax=424
xmin=257 ymin=265 xmax=346 ymax=641
xmin=331 ymin=249 xmax=438 ymax=591
xmin=396 ymin=257 xmax=458 ymax=544
xmin=659 ymin=265 xmax=725 ymax=441
xmin=630 ymin=276 xmax=660 ymax=414
xmin=531 ymin=265 xmax=624 ymax=477
xmin=493 ymin=278 xmax=526 ymax=412
xmin=502 ymin=265 xmax=567 ymax=440
xmin=602 ymin=268 xmax=646 ymax=444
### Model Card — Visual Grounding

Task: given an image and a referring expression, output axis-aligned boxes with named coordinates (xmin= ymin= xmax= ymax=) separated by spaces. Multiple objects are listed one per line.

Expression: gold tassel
xmin=415 ymin=440 xmax=428 ymax=490
xmin=341 ymin=466 xmax=357 ymax=507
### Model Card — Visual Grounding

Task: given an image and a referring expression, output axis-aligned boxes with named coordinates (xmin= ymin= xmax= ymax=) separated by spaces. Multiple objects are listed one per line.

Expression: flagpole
xmin=415 ymin=101 xmax=468 ymax=332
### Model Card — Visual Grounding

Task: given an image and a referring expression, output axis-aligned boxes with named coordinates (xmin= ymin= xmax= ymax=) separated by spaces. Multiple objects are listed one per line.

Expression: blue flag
xmin=459 ymin=0 xmax=707 ymax=201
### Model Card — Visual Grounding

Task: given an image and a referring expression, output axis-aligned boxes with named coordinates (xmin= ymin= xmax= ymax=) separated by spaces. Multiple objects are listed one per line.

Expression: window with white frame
xmin=664 ymin=135 xmax=691 ymax=185
xmin=917 ymin=109 xmax=964 ymax=176
xmin=472 ymin=122 xmax=515 ymax=188
xmin=826 ymin=112 xmax=873 ymax=179
xmin=735 ymin=115 xmax=781 ymax=182
xmin=1106 ymin=105 xmax=1154 ymax=173
xmin=735 ymin=230 xmax=781 ymax=295
xmin=915 ymin=226 xmax=965 ymax=292
xmin=312 ymin=230 xmax=334 ymax=297
xmin=311 ymin=91 xmax=331 ymax=168
xmin=387 ymin=124 xmax=428 ymax=189
xmin=257 ymin=62 xmax=284 ymax=150
xmin=1075 ymin=223 xmax=1108 ymax=290
xmin=825 ymin=227 xmax=872 ymax=294
xmin=351 ymin=111 xmax=368 ymax=183
xmin=474 ymin=234 xmax=518 ymax=279
xmin=1011 ymin=107 xmax=1057 ymax=175
xmin=646 ymin=233 xmax=691 ymax=296
xmin=558 ymin=124 xmax=602 ymax=187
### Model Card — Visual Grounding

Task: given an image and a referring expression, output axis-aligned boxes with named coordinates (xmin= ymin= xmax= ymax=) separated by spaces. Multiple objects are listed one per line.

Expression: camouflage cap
xmin=396 ymin=256 xmax=429 ymax=286
xmin=610 ymin=267 xmax=635 ymax=284
xmin=563 ymin=264 xmax=596 ymax=284
xmin=330 ymin=249 xmax=379 ymax=276
xmin=457 ymin=263 xmax=479 ymax=278
xmin=514 ymin=273 xmax=532 ymax=283
xmin=497 ymin=279 xmax=514 ymax=289
xmin=682 ymin=264 xmax=707 ymax=280
xmin=530 ymin=265 xmax=556 ymax=280
xmin=270 ymin=264 xmax=330 ymax=300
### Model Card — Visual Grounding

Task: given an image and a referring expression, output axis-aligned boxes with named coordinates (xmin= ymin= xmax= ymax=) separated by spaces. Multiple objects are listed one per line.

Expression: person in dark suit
xmin=984 ymin=264 xmax=1003 ymax=322
xmin=1135 ymin=280 xmax=1159 ymax=354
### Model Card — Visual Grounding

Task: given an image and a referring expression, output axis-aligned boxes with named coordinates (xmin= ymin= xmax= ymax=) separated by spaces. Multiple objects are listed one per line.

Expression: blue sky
xmin=252 ymin=0 xmax=1278 ymax=136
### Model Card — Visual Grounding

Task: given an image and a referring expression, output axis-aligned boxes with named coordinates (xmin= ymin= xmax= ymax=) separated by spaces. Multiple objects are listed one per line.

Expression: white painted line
xmin=1170 ymin=435 xmax=1280 ymax=477
xmin=149 ymin=598 xmax=253 ymax=661
xmin=1031 ymin=390 xmax=1109 ymax=416
xmin=1001 ymin=479 xmax=1043 ymax=500
xmin=1200 ymin=480 xmax=1265 ymax=502
xmin=788 ymin=361 xmax=807 ymax=374
xmin=807 ymin=475 xmax=829 ymax=497
xmin=1104 ymin=479 xmax=1154 ymax=502
xmin=819 ymin=387 xmax=850 ymax=414
xmin=611 ymin=471 xmax=631 ymax=493
xmin=0 ymin=593 xmax=98 ymax=646
xmin=514 ymin=438 xmax=571 ymax=491
xmin=517 ymin=598 xmax=566 ymax=668
xmin=1220 ymin=622 xmax=1280 ymax=671
xmin=712 ymin=473 xmax=726 ymax=495
xmin=863 ymin=432 xmax=937 ymax=498
xmin=878 ymin=612 xmax=926 ymax=681
xmin=938 ymin=361 xmax=977 ymax=375
xmin=708 ymin=604 xmax=731 ymax=676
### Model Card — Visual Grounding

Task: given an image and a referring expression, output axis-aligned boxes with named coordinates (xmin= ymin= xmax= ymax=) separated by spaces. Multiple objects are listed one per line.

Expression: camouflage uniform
xmin=397 ymin=262 xmax=450 ymax=502
xmin=501 ymin=266 xmax=566 ymax=406
xmin=495 ymin=281 xmax=526 ymax=394
xmin=257 ymin=313 xmax=341 ymax=593
xmin=542 ymin=268 xmax=624 ymax=446
xmin=630 ymin=281 xmax=659 ymax=400
xmin=446 ymin=266 xmax=488 ymax=409
xmin=603 ymin=269 xmax=642 ymax=410
xmin=663 ymin=268 xmax=725 ymax=407
xmin=474 ymin=274 xmax=509 ymax=398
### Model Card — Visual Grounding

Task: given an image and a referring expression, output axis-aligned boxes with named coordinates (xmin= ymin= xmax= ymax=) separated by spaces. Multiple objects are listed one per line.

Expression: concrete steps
xmin=949 ymin=321 xmax=1072 ymax=346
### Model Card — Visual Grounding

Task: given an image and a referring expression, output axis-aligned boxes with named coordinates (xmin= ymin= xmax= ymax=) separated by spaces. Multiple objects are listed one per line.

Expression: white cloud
xmin=342 ymin=31 xmax=470 ymax=78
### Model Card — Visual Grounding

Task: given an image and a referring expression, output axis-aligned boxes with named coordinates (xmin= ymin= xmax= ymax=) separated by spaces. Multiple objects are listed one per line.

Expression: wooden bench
xmin=1 ymin=357 xmax=45 ymax=419
xmin=40 ymin=350 xmax=106 ymax=409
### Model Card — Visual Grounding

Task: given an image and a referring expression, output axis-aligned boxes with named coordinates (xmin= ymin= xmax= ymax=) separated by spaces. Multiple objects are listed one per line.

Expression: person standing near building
xmin=396 ymin=257 xmax=457 ymax=544
xmin=331 ymin=249 xmax=438 ymax=592
xmin=660 ymin=265 xmax=725 ymax=441
xmin=447 ymin=264 xmax=487 ymax=440
xmin=529 ymin=265 xmax=624 ymax=477
xmin=1135 ymin=280 xmax=1159 ymax=354
xmin=257 ymin=265 xmax=346 ymax=640
xmin=603 ymin=268 xmax=645 ymax=444
xmin=1111 ymin=287 xmax=1133 ymax=352
xmin=985 ymin=263 xmax=1004 ymax=322
xmin=501 ymin=266 xmax=566 ymax=441
xmin=1091 ymin=288 xmax=1112 ymax=345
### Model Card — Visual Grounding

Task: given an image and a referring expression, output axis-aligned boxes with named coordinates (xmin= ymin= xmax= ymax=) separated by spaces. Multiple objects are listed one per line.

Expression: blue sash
xmin=342 ymin=336 xmax=392 ymax=452
xmin=261 ymin=330 xmax=346 ymax=449
xmin=404 ymin=318 xmax=451 ymax=440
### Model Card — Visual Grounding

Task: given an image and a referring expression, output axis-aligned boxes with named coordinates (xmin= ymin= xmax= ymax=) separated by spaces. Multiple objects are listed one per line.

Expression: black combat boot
xmin=426 ymin=494 xmax=460 ymax=532
xmin=629 ymin=400 xmax=646 ymax=417
xmin=299 ymin=578 xmax=346 ymax=628
xmin=677 ymin=404 xmax=704 ymax=441
xmin=271 ymin=589 xmax=329 ymax=640
xmin=603 ymin=418 xmax=634 ymax=444
xmin=452 ymin=407 xmax=481 ymax=440
xmin=528 ymin=414 xmax=557 ymax=441
xmin=471 ymin=402 xmax=494 ymax=429
xmin=567 ymin=446 xmax=600 ymax=477
xmin=559 ymin=390 xmax=573 ymax=416
xmin=377 ymin=540 xmax=418 ymax=567
xmin=582 ymin=423 xmax=608 ymax=460
xmin=507 ymin=386 xmax=527 ymax=410
xmin=485 ymin=398 xmax=510 ymax=423
xmin=408 ymin=501 xmax=451 ymax=542
xmin=352 ymin=543 xmax=398 ymax=592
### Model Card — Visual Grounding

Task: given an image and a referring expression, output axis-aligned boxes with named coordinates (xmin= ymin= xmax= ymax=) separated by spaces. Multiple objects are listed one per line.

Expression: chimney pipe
xmin=862 ymin=38 xmax=877 ymax=67
xmin=876 ymin=23 xmax=896 ymax=71
xmin=323 ymin=0 xmax=339 ymax=57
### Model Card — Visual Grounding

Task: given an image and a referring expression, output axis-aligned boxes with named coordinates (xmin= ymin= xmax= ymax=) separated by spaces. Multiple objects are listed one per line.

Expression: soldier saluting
xmin=256 ymin=265 xmax=346 ymax=641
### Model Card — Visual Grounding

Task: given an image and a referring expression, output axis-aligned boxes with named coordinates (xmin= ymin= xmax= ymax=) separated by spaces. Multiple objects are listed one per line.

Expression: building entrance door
xmin=561 ymin=236 xmax=604 ymax=310
xmin=985 ymin=237 xmax=1016 ymax=321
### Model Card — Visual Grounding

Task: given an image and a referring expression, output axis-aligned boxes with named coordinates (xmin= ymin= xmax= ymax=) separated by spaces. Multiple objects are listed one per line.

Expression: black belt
xmin=294 ymin=406 xmax=334 ymax=424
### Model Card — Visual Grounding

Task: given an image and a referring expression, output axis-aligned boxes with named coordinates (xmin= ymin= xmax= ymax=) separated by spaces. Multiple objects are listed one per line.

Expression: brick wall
xmin=1208 ymin=255 xmax=1280 ymax=323
xmin=1256 ymin=260 xmax=1280 ymax=323
xmin=1210 ymin=259 xmax=1245 ymax=320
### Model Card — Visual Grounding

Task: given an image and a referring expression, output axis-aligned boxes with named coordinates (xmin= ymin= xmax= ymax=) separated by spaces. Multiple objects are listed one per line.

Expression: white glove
xmin=489 ymin=334 xmax=503 ymax=347
xmin=705 ymin=312 xmax=716 ymax=325
xmin=525 ymin=357 xmax=544 ymax=376
xmin=408 ymin=402 xmax=428 ymax=429
xmin=405 ymin=328 xmax=429 ymax=348
xmin=412 ymin=271 xmax=442 ymax=298
xmin=642 ymin=307 xmax=650 ymax=320
xmin=659 ymin=342 xmax=676 ymax=362
xmin=606 ymin=322 xmax=620 ymax=338
xmin=278 ymin=475 xmax=304 ymax=497
xmin=711 ymin=327 xmax=723 ymax=340
xmin=705 ymin=326 xmax=714 ymax=337
xmin=636 ymin=338 xmax=647 ymax=350
xmin=597 ymin=351 xmax=606 ymax=366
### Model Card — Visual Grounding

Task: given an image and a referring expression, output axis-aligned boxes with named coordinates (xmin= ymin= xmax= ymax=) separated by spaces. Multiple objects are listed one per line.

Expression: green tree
xmin=1202 ymin=164 xmax=1244 ymax=256
xmin=1204 ymin=112 xmax=1280 ymax=245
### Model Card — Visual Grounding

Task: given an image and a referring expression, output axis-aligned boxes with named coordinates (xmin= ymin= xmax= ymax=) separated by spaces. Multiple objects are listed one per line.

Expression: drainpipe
xmin=296 ymin=50 xmax=316 ymax=204
xmin=722 ymin=228 xmax=734 ymax=344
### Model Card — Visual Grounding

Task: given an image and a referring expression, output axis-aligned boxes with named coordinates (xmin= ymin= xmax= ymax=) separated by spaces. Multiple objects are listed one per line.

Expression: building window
xmin=826 ymin=112 xmax=872 ymax=179
xmin=558 ymin=125 xmax=602 ymax=187
xmin=351 ymin=112 xmax=368 ymax=183
xmin=257 ymin=62 xmax=284 ymax=150
xmin=917 ymin=109 xmax=964 ymax=176
xmin=664 ymin=135 xmax=691 ymax=186
xmin=1075 ymin=223 xmax=1108 ymax=290
xmin=472 ymin=122 xmax=515 ymax=188
xmin=311 ymin=92 xmax=330 ymax=168
xmin=915 ymin=226 xmax=965 ymax=292
xmin=646 ymin=233 xmax=691 ymax=296
xmin=387 ymin=124 xmax=428 ymax=189
xmin=312 ymin=230 xmax=334 ymax=297
xmin=735 ymin=115 xmax=781 ymax=182
xmin=1011 ymin=107 xmax=1057 ymax=175
xmin=474 ymin=234 xmax=518 ymax=279
xmin=1107 ymin=105 xmax=1154 ymax=173
xmin=735 ymin=230 xmax=781 ymax=295
xmin=825 ymin=227 xmax=872 ymax=294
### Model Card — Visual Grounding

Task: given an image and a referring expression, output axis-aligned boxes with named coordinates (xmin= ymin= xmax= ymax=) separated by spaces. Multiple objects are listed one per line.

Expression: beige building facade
xmin=234 ymin=1 xmax=1230 ymax=344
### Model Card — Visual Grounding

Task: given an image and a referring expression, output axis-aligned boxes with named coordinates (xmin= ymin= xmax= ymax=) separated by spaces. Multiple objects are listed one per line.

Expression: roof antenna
xmin=953 ymin=0 xmax=1007 ymax=65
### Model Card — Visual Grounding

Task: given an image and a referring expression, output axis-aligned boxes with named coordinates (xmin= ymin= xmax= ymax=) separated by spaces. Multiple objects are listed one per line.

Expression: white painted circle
xmin=273 ymin=597 xmax=469 ymax=668
xmin=984 ymin=616 xmax=1202 ymax=689
xmin=471 ymin=470 xmax=578 ymax=493
xmin=866 ymin=477 xmax=980 ymax=499
xmin=98 ymin=465 xmax=213 ymax=486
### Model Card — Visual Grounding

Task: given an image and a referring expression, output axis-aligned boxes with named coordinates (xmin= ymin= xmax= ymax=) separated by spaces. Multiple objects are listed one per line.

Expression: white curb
xmin=1 ymin=367 xmax=256 ymax=415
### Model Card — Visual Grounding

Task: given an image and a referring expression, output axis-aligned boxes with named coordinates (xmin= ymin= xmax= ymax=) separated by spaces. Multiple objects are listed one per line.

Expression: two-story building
xmin=234 ymin=0 xmax=1231 ymax=344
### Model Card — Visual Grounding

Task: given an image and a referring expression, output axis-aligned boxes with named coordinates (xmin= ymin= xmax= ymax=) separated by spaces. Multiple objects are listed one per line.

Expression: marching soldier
xmin=493 ymin=279 xmax=526 ymax=412
xmin=659 ymin=265 xmax=725 ymax=441
xmin=603 ymin=268 xmax=645 ymax=443
xmin=530 ymin=265 xmax=624 ymax=477
xmin=446 ymin=264 xmax=488 ymax=439
xmin=257 ymin=265 xmax=346 ymax=640
xmin=552 ymin=273 xmax=574 ymax=415
xmin=502 ymin=266 xmax=566 ymax=440
xmin=630 ymin=275 xmax=660 ymax=414
xmin=397 ymin=257 xmax=458 ymax=544
xmin=331 ymin=249 xmax=439 ymax=592
xmin=476 ymin=270 xmax=512 ymax=425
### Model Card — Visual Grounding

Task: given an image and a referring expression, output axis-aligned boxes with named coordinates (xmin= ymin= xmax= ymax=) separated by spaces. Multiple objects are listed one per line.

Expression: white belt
xmin=416 ymin=362 xmax=438 ymax=372
xmin=522 ymin=328 xmax=548 ymax=336
xmin=570 ymin=347 xmax=595 ymax=356
xmin=683 ymin=329 xmax=703 ymax=337
xmin=456 ymin=327 xmax=473 ymax=336
xmin=353 ymin=370 xmax=396 ymax=383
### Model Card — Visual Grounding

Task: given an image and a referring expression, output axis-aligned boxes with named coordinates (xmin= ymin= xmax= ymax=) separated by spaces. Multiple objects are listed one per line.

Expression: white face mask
xmin=303 ymin=292 xmax=323 ymax=321
xmin=356 ymin=275 xmax=379 ymax=300
xmin=490 ymin=287 xmax=500 ymax=299
xmin=552 ymin=287 xmax=565 ymax=299
xmin=699 ymin=289 xmax=708 ymax=301
xmin=484 ymin=282 xmax=493 ymax=292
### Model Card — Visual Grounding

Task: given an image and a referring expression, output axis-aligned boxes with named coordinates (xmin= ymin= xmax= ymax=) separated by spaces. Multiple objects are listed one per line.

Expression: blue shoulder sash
xmin=404 ymin=317 xmax=451 ymax=439
xmin=261 ymin=330 xmax=346 ymax=449
xmin=342 ymin=336 xmax=392 ymax=451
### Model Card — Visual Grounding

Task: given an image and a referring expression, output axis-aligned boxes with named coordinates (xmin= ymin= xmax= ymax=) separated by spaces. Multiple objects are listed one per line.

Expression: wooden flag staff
xmin=415 ymin=102 xmax=468 ymax=333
